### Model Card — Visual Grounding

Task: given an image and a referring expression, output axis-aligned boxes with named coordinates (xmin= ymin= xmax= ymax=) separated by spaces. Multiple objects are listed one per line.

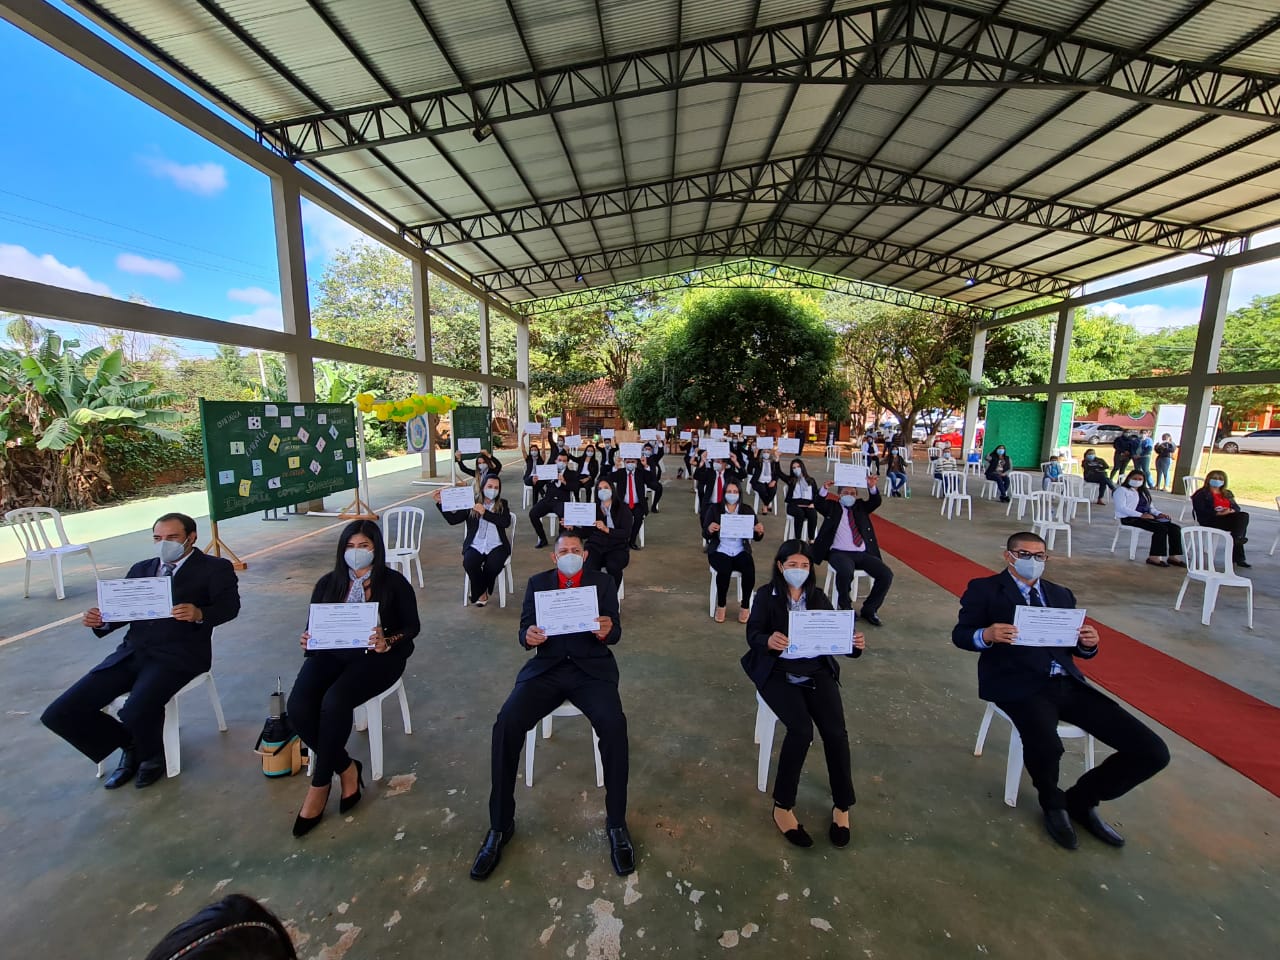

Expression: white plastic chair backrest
xmin=1028 ymin=491 xmax=1058 ymax=524
xmin=1180 ymin=476 xmax=1202 ymax=496
xmin=942 ymin=471 xmax=967 ymax=495
xmin=381 ymin=506 xmax=425 ymax=552
xmin=1181 ymin=526 xmax=1233 ymax=575
xmin=1009 ymin=472 xmax=1032 ymax=496
xmin=928 ymin=447 xmax=942 ymax=459
xmin=1062 ymin=473 xmax=1085 ymax=497
xmin=851 ymin=451 xmax=867 ymax=467
xmin=4 ymin=507 xmax=69 ymax=554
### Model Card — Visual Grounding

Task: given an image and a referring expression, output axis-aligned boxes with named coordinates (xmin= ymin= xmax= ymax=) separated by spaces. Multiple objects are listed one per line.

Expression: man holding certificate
xmin=812 ymin=477 xmax=894 ymax=626
xmin=952 ymin=532 xmax=1170 ymax=850
xmin=42 ymin=513 xmax=241 ymax=790
xmin=470 ymin=531 xmax=634 ymax=881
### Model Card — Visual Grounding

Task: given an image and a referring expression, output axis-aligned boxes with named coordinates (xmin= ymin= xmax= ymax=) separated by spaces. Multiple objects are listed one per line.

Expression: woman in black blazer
xmin=576 ymin=477 xmax=634 ymax=588
xmin=457 ymin=448 xmax=502 ymax=487
xmin=783 ymin=458 xmax=820 ymax=540
xmin=749 ymin=446 xmax=781 ymax=515
xmin=985 ymin=443 xmax=1013 ymax=501
xmin=520 ymin=433 xmax=546 ymax=504
xmin=743 ymin=539 xmax=865 ymax=849
xmin=435 ymin=474 xmax=513 ymax=605
xmin=288 ymin=520 xmax=420 ymax=837
xmin=570 ymin=442 xmax=601 ymax=500
xmin=1191 ymin=469 xmax=1251 ymax=567
xmin=702 ymin=479 xmax=765 ymax=623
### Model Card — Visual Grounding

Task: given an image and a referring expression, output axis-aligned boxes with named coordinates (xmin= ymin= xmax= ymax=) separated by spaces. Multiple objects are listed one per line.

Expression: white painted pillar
xmin=1174 ymin=265 xmax=1231 ymax=484
xmin=478 ymin=297 xmax=492 ymax=410
xmin=412 ymin=259 xmax=437 ymax=478
xmin=961 ymin=327 xmax=987 ymax=455
xmin=1042 ymin=305 xmax=1074 ymax=460
xmin=271 ymin=177 xmax=314 ymax=403
xmin=516 ymin=317 xmax=531 ymax=433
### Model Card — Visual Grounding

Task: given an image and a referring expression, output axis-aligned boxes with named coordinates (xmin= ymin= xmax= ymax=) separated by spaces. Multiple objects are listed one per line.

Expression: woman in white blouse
xmin=434 ymin=474 xmax=513 ymax=606
xmin=702 ymin=480 xmax=765 ymax=623
xmin=1112 ymin=469 xmax=1185 ymax=568
xmin=783 ymin=459 xmax=820 ymax=541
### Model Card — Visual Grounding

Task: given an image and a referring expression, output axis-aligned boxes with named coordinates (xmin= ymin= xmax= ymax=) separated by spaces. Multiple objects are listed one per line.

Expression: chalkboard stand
xmin=204 ymin=521 xmax=247 ymax=570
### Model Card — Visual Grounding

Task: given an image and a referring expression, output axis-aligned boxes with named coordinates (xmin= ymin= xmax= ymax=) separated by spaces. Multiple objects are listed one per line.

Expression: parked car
xmin=1217 ymin=429 xmax=1280 ymax=455
xmin=1074 ymin=423 xmax=1126 ymax=444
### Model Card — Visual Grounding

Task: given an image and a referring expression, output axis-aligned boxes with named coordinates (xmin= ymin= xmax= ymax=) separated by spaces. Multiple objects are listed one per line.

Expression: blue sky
xmin=0 ymin=6 xmax=1276 ymax=359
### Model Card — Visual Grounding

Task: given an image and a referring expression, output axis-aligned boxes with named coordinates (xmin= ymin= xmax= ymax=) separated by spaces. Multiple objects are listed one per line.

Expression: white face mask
xmin=792 ymin=468 xmax=802 ymax=476
xmin=714 ymin=463 xmax=724 ymax=473
xmin=344 ymin=547 xmax=374 ymax=571
xmin=556 ymin=462 xmax=567 ymax=472
xmin=598 ymin=488 xmax=612 ymax=501
xmin=555 ymin=553 xmax=584 ymax=577
xmin=782 ymin=567 xmax=808 ymax=588
xmin=625 ymin=463 xmax=636 ymax=472
xmin=483 ymin=487 xmax=499 ymax=500
xmin=1128 ymin=479 xmax=1144 ymax=488
xmin=839 ymin=494 xmax=856 ymax=508
xmin=1010 ymin=555 xmax=1045 ymax=582
xmin=157 ymin=538 xmax=187 ymax=564
xmin=761 ymin=454 xmax=770 ymax=461
xmin=724 ymin=492 xmax=740 ymax=504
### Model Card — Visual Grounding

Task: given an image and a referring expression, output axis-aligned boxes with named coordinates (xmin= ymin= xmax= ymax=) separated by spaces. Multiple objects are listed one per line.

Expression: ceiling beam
xmin=258 ymin=0 xmax=1280 ymax=159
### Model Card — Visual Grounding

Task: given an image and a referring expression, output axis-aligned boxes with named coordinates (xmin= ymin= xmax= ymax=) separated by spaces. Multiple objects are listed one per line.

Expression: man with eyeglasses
xmin=952 ymin=532 xmax=1169 ymax=850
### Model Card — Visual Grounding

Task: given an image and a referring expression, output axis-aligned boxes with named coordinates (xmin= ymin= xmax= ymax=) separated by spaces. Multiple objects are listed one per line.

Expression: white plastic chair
xmin=708 ymin=566 xmax=744 ymax=618
xmin=521 ymin=485 xmax=532 ymax=510
xmin=1060 ymin=474 xmax=1093 ymax=524
xmin=382 ymin=505 xmax=426 ymax=587
xmin=940 ymin=471 xmax=972 ymax=520
xmin=1109 ymin=520 xmax=1144 ymax=561
xmin=974 ymin=703 xmax=1094 ymax=807
xmin=825 ymin=444 xmax=840 ymax=475
xmin=850 ymin=451 xmax=867 ymax=468
xmin=1175 ymin=527 xmax=1253 ymax=628
xmin=1177 ymin=476 xmax=1203 ymax=522
xmin=1029 ymin=491 xmax=1072 ymax=556
xmin=462 ymin=523 xmax=516 ymax=608
xmin=96 ymin=671 xmax=227 ymax=779
xmin=1006 ymin=472 xmax=1036 ymax=519
xmin=821 ymin=565 xmax=873 ymax=606
xmin=307 ymin=677 xmax=412 ymax=782
xmin=753 ymin=693 xmax=779 ymax=792
xmin=524 ymin=701 xmax=603 ymax=788
xmin=5 ymin=507 xmax=99 ymax=600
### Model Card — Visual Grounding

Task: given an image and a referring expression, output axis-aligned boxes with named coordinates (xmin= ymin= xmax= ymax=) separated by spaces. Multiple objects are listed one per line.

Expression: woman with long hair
xmin=579 ymin=477 xmax=634 ymax=588
xmin=435 ymin=474 xmax=512 ymax=606
xmin=286 ymin=520 xmax=420 ymax=836
xmin=702 ymin=479 xmax=765 ymax=623
xmin=1191 ymin=469 xmax=1251 ymax=568
xmin=1112 ymin=468 xmax=1185 ymax=567
xmin=742 ymin=540 xmax=865 ymax=849
xmin=783 ymin=458 xmax=820 ymax=541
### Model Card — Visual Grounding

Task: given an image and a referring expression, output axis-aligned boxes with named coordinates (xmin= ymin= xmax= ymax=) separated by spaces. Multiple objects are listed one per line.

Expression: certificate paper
xmin=706 ymin=441 xmax=731 ymax=459
xmin=778 ymin=438 xmax=801 ymax=454
xmin=440 ymin=485 xmax=476 ymax=513
xmin=535 ymin=464 xmax=559 ymax=481
xmin=307 ymin=602 xmax=379 ymax=650
xmin=783 ymin=609 xmax=855 ymax=659
xmin=1012 ymin=606 xmax=1086 ymax=647
xmin=97 ymin=577 xmax=173 ymax=622
xmin=458 ymin=437 xmax=482 ymax=454
xmin=717 ymin=512 xmax=756 ymax=539
xmin=834 ymin=463 xmax=869 ymax=488
xmin=534 ymin=586 xmax=600 ymax=636
xmin=563 ymin=501 xmax=597 ymax=526
xmin=619 ymin=442 xmax=645 ymax=460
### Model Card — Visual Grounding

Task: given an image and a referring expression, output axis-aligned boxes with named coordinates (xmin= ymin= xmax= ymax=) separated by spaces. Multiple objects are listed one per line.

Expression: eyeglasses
xmin=1008 ymin=549 xmax=1048 ymax=561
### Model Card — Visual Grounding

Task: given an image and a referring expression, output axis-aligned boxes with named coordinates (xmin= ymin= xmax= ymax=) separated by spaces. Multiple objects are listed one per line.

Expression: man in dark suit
xmin=952 ymin=532 xmax=1169 ymax=849
xmin=609 ymin=456 xmax=660 ymax=549
xmin=528 ymin=452 xmax=575 ymax=548
xmin=812 ymin=478 xmax=894 ymax=626
xmin=41 ymin=512 xmax=241 ymax=789
xmin=470 ymin=530 xmax=634 ymax=880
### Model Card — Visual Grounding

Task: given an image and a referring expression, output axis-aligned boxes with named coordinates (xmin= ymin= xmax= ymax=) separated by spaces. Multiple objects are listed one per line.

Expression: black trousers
xmin=625 ymin=503 xmax=648 ymax=546
xmin=709 ymin=550 xmax=755 ymax=607
xmin=1120 ymin=516 xmax=1182 ymax=557
xmin=826 ymin=550 xmax=893 ymax=615
xmin=996 ymin=677 xmax=1169 ymax=812
xmin=759 ymin=669 xmax=855 ymax=810
xmin=787 ymin=501 xmax=818 ymax=539
xmin=529 ymin=497 xmax=564 ymax=544
xmin=1201 ymin=512 xmax=1250 ymax=561
xmin=751 ymin=480 xmax=779 ymax=507
xmin=288 ymin=651 xmax=408 ymax=786
xmin=42 ymin=652 xmax=198 ymax=764
xmin=464 ymin=545 xmax=511 ymax=602
xmin=989 ymin=473 xmax=1010 ymax=498
xmin=587 ymin=546 xmax=629 ymax=588
xmin=489 ymin=662 xmax=629 ymax=831
xmin=1110 ymin=453 xmax=1132 ymax=478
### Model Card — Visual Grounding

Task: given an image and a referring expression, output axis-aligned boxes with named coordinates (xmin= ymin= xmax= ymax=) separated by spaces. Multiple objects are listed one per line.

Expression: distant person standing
xmin=1133 ymin=431 xmax=1154 ymax=486
xmin=1109 ymin=432 xmax=1132 ymax=480
xmin=1153 ymin=434 xmax=1176 ymax=491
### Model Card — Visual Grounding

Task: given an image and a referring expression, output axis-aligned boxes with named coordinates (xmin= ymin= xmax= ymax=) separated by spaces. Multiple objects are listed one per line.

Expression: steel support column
xmin=478 ymin=298 xmax=491 ymax=410
xmin=962 ymin=327 xmax=987 ymax=456
xmin=1174 ymin=264 xmax=1231 ymax=484
xmin=1043 ymin=305 xmax=1074 ymax=460
xmin=270 ymin=176 xmax=314 ymax=404
xmin=412 ymin=260 xmax=437 ymax=478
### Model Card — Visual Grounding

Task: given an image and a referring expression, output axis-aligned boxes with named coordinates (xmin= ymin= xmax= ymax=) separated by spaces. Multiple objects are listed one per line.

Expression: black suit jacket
xmin=951 ymin=570 xmax=1098 ymax=702
xmin=574 ymin=500 xmax=633 ymax=554
xmin=694 ymin=466 xmax=743 ymax=506
xmin=517 ymin=568 xmax=622 ymax=684
xmin=1190 ymin=486 xmax=1240 ymax=526
xmin=93 ymin=549 xmax=240 ymax=675
xmin=608 ymin=466 xmax=658 ymax=516
xmin=437 ymin=498 xmax=512 ymax=553
xmin=741 ymin=583 xmax=861 ymax=689
xmin=701 ymin=502 xmax=764 ymax=555
xmin=812 ymin=489 xmax=883 ymax=563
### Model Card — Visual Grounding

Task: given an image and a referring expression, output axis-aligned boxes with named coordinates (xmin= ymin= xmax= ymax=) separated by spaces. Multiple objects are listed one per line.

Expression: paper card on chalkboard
xmin=280 ymin=416 xmax=292 ymax=428
xmin=329 ymin=425 xmax=338 ymax=439
xmin=288 ymin=456 xmax=300 ymax=469
xmin=334 ymin=450 xmax=343 ymax=461
xmin=458 ymin=438 xmax=482 ymax=454
xmin=229 ymin=441 xmax=245 ymax=455
xmin=524 ymin=422 xmax=542 ymax=435
xmin=666 ymin=417 xmax=678 ymax=426
xmin=743 ymin=425 xmax=758 ymax=436
xmin=269 ymin=435 xmax=280 ymax=453
xmin=346 ymin=461 xmax=353 ymax=473
xmin=264 ymin=404 xmax=278 ymax=417
xmin=317 ymin=413 xmax=327 ymax=425
xmin=346 ymin=438 xmax=355 ymax=448
xmin=247 ymin=416 xmax=261 ymax=430
xmin=778 ymin=438 xmax=801 ymax=454
xmin=218 ymin=470 xmax=234 ymax=485
xmin=297 ymin=427 xmax=310 ymax=443
xmin=316 ymin=437 xmax=327 ymax=453
xmin=238 ymin=479 xmax=251 ymax=497
xmin=294 ymin=405 xmax=305 ymax=416
xmin=268 ymin=477 xmax=282 ymax=490
xmin=550 ymin=417 xmax=562 ymax=428
xmin=679 ymin=430 xmax=692 ymax=440
xmin=601 ymin=428 xmax=615 ymax=439
xmin=707 ymin=441 xmax=732 ymax=459
xmin=251 ymin=459 xmax=263 ymax=477
xmin=309 ymin=460 xmax=321 ymax=475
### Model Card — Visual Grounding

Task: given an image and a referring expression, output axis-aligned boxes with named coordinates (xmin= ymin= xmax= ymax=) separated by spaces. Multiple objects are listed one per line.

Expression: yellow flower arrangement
xmin=357 ymin=391 xmax=456 ymax=422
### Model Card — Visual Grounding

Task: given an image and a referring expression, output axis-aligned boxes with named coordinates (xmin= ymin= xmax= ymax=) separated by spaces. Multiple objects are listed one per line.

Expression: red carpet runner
xmin=874 ymin=515 xmax=1280 ymax=798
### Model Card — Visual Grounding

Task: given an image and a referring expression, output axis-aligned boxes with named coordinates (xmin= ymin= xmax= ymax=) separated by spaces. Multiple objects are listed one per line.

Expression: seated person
xmin=435 ymin=475 xmax=513 ymax=606
xmin=1113 ymin=470 xmax=1185 ymax=568
xmin=576 ymin=477 xmax=634 ymax=588
xmin=782 ymin=459 xmax=821 ymax=541
xmin=886 ymin=450 xmax=909 ymax=497
xmin=812 ymin=478 xmax=893 ymax=626
xmin=701 ymin=480 xmax=765 ymax=623
xmin=1041 ymin=455 xmax=1063 ymax=491
xmin=985 ymin=444 xmax=1013 ymax=501
xmin=1191 ymin=470 xmax=1251 ymax=568
xmin=42 ymin=513 xmax=241 ymax=790
xmin=470 ymin=531 xmax=633 ymax=880
xmin=952 ymin=532 xmax=1169 ymax=850
xmin=528 ymin=452 xmax=575 ymax=548
xmin=1081 ymin=448 xmax=1115 ymax=504
xmin=750 ymin=447 xmax=781 ymax=515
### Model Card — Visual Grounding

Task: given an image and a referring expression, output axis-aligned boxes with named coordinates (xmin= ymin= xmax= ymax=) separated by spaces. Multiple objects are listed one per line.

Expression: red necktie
xmin=847 ymin=505 xmax=864 ymax=546
xmin=716 ymin=475 xmax=724 ymax=502
xmin=627 ymin=475 xmax=637 ymax=509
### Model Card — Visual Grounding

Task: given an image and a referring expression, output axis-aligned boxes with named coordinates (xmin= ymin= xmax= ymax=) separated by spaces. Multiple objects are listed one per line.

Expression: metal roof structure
xmin=65 ymin=0 xmax=1280 ymax=317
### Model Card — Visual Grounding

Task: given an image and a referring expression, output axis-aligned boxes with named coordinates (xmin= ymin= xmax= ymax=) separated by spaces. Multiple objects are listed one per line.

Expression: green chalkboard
xmin=984 ymin=399 xmax=1045 ymax=469
xmin=451 ymin=404 xmax=492 ymax=461
xmin=199 ymin=399 xmax=359 ymax=521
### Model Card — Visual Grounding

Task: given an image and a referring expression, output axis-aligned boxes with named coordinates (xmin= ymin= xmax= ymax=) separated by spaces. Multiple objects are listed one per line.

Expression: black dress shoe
xmin=1043 ymin=808 xmax=1079 ymax=850
xmin=1070 ymin=806 xmax=1125 ymax=847
xmin=134 ymin=758 xmax=165 ymax=789
xmin=470 ymin=826 xmax=514 ymax=880
xmin=293 ymin=785 xmax=332 ymax=838
xmin=338 ymin=759 xmax=365 ymax=814
xmin=1236 ymin=560 xmax=1251 ymax=569
xmin=103 ymin=748 xmax=138 ymax=790
xmin=829 ymin=810 xmax=851 ymax=848
xmin=534 ymin=540 xmax=547 ymax=549
xmin=860 ymin=611 xmax=883 ymax=627
xmin=608 ymin=826 xmax=637 ymax=876
xmin=772 ymin=808 xmax=813 ymax=847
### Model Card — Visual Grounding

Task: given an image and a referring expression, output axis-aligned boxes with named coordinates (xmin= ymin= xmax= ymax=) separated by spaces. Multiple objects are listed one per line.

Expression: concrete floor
xmin=1 ymin=455 xmax=1276 ymax=960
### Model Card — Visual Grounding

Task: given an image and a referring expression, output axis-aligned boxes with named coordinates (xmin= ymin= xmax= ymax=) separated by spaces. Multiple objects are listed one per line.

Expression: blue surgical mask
xmin=556 ymin=462 xmax=566 ymax=472
xmin=1084 ymin=453 xmax=1095 ymax=460
xmin=782 ymin=568 xmax=808 ymax=588
xmin=1208 ymin=479 xmax=1224 ymax=488
xmin=724 ymin=492 xmax=740 ymax=504
xmin=792 ymin=467 xmax=802 ymax=476
xmin=483 ymin=487 xmax=499 ymax=500
xmin=625 ymin=462 xmax=636 ymax=472
xmin=839 ymin=494 xmax=856 ymax=508
xmin=598 ymin=488 xmax=612 ymax=501
xmin=1011 ymin=556 xmax=1045 ymax=581
xmin=714 ymin=463 xmax=724 ymax=472
xmin=996 ymin=448 xmax=1006 ymax=455
xmin=555 ymin=553 xmax=584 ymax=577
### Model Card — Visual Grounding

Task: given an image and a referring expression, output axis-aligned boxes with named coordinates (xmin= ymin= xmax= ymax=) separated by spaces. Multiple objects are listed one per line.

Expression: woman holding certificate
xmin=577 ymin=477 xmax=634 ymax=588
xmin=703 ymin=480 xmax=766 ymax=623
xmin=743 ymin=540 xmax=865 ymax=849
xmin=287 ymin=520 xmax=420 ymax=837
xmin=435 ymin=475 xmax=513 ymax=606
xmin=783 ymin=459 xmax=820 ymax=541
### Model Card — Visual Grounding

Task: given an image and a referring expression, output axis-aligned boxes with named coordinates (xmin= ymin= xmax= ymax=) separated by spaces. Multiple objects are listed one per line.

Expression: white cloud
xmin=228 ymin=306 xmax=284 ymax=331
xmin=228 ymin=286 xmax=278 ymax=306
xmin=301 ymin=198 xmax=368 ymax=261
xmin=140 ymin=153 xmax=228 ymax=196
xmin=1096 ymin=299 xmax=1202 ymax=332
xmin=1227 ymin=259 xmax=1280 ymax=310
xmin=0 ymin=243 xmax=113 ymax=296
xmin=116 ymin=252 xmax=183 ymax=281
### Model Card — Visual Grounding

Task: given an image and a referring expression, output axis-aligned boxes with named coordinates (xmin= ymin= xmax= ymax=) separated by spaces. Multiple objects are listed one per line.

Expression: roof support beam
xmin=258 ymin=1 xmax=1280 ymax=159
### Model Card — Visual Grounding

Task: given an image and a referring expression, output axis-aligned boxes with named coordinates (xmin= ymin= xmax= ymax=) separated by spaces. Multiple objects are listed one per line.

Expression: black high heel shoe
xmin=829 ymin=807 xmax=851 ymax=848
xmin=772 ymin=805 xmax=813 ymax=848
xmin=338 ymin=759 xmax=365 ymax=814
xmin=293 ymin=785 xmax=332 ymax=838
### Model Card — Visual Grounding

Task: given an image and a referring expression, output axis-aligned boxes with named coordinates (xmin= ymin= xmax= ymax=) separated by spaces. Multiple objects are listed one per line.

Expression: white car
xmin=1217 ymin=429 xmax=1280 ymax=454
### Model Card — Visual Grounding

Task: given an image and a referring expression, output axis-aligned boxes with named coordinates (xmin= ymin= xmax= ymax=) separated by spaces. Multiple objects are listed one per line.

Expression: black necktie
xmin=1028 ymin=586 xmax=1043 ymax=606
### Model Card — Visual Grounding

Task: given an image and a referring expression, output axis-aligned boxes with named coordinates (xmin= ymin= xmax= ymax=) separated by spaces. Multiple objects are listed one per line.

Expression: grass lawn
xmin=1066 ymin=444 xmax=1280 ymax=509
